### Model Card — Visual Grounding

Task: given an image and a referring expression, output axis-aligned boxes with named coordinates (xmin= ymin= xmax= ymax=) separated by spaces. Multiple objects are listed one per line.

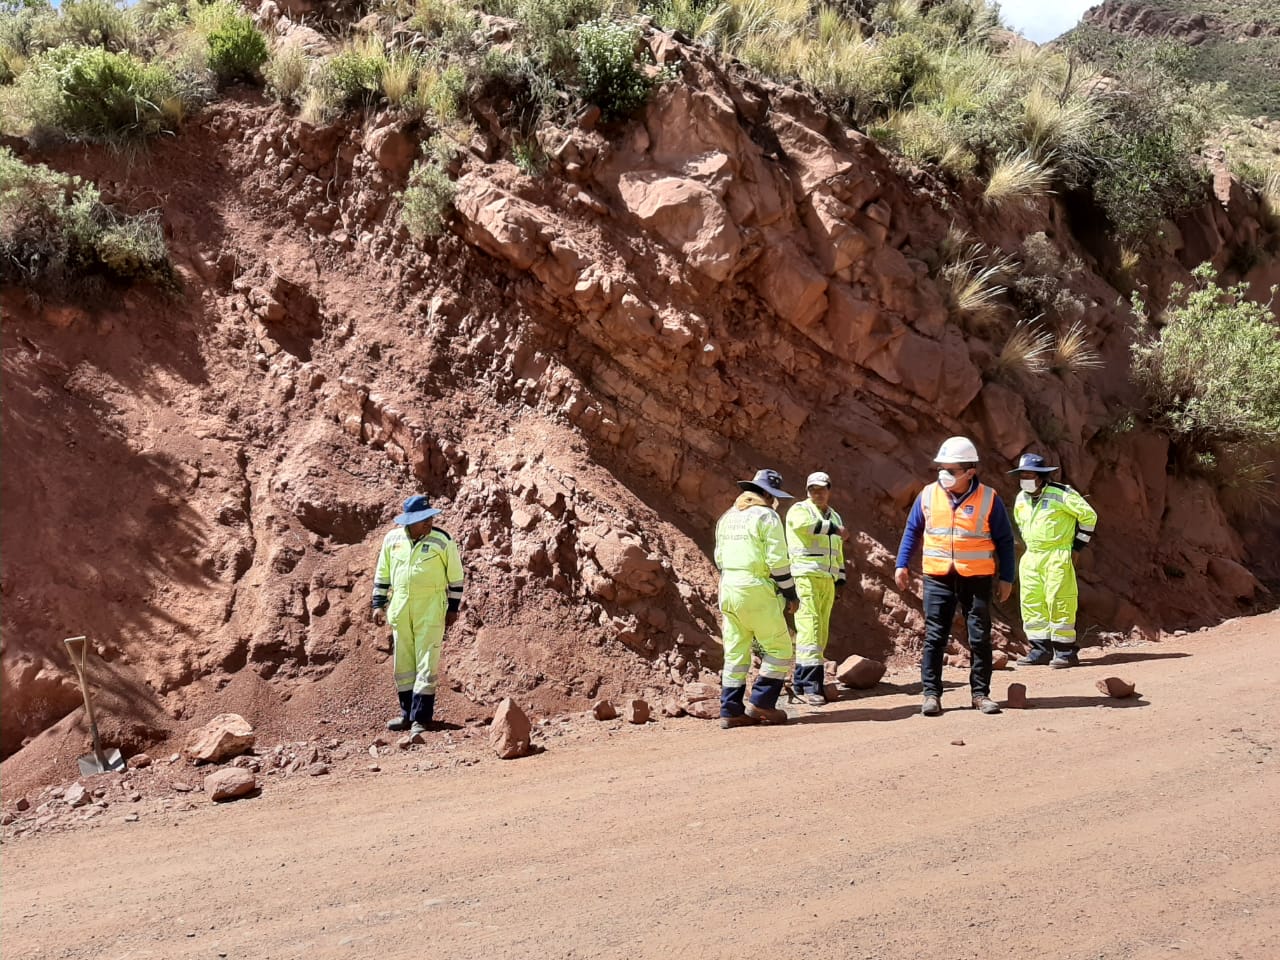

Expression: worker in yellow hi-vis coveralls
xmin=714 ymin=468 xmax=798 ymax=730
xmin=371 ymin=494 xmax=464 ymax=734
xmin=785 ymin=471 xmax=850 ymax=705
xmin=1009 ymin=454 xmax=1098 ymax=669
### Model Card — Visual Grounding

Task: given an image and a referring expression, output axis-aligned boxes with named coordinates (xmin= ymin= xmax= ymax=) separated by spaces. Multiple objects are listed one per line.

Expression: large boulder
xmin=835 ymin=655 xmax=886 ymax=689
xmin=205 ymin=768 xmax=257 ymax=802
xmin=489 ymin=698 xmax=532 ymax=760
xmin=183 ymin=714 xmax=256 ymax=765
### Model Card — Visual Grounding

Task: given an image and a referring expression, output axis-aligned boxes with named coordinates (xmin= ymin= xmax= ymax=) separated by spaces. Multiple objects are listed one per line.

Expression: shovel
xmin=64 ymin=635 xmax=127 ymax=775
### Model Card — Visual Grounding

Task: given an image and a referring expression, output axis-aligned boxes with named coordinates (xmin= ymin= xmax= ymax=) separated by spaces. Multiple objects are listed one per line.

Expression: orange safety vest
xmin=921 ymin=481 xmax=997 ymax=577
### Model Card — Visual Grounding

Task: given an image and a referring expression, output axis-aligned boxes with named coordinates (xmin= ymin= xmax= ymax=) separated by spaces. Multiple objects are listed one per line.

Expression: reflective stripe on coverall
xmin=785 ymin=499 xmax=847 ymax=692
xmin=714 ymin=492 xmax=796 ymax=713
xmin=1014 ymin=483 xmax=1098 ymax=646
xmin=373 ymin=526 xmax=464 ymax=696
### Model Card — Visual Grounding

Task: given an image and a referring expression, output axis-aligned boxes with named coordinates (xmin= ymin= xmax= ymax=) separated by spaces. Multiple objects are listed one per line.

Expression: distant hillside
xmin=1069 ymin=0 xmax=1280 ymax=117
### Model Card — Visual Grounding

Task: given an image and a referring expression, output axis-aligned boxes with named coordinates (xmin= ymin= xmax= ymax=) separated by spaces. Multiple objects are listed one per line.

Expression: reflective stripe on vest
xmin=921 ymin=482 xmax=996 ymax=576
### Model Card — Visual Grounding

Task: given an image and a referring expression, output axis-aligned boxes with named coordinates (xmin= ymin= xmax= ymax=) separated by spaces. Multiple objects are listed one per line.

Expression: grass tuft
xmin=1052 ymin=319 xmax=1103 ymax=374
xmin=994 ymin=318 xmax=1054 ymax=379
xmin=983 ymin=151 xmax=1052 ymax=209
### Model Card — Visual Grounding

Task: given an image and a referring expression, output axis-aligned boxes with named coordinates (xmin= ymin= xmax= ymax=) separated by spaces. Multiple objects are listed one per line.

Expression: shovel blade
xmin=77 ymin=749 xmax=126 ymax=776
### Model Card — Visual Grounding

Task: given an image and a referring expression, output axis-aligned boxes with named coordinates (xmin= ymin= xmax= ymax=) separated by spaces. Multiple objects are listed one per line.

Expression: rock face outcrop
xmin=0 ymin=28 xmax=1273 ymax=776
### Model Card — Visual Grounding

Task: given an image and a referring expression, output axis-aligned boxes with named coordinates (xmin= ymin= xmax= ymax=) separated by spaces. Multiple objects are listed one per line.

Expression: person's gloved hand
xmin=446 ymin=610 xmax=459 ymax=628
xmin=997 ymin=581 xmax=1014 ymax=603
xmin=370 ymin=607 xmax=386 ymax=627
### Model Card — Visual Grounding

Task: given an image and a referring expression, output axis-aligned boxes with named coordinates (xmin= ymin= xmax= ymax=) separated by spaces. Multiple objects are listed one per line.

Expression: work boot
xmin=719 ymin=714 xmax=762 ymax=730
xmin=744 ymin=702 xmax=789 ymax=724
xmin=921 ymin=695 xmax=942 ymax=717
xmin=409 ymin=722 xmax=428 ymax=735
xmin=1050 ymin=646 xmax=1079 ymax=669
xmin=388 ymin=690 xmax=413 ymax=730
xmin=972 ymin=695 xmax=1002 ymax=714
xmin=1018 ymin=639 xmax=1053 ymax=665
xmin=804 ymin=692 xmax=827 ymax=706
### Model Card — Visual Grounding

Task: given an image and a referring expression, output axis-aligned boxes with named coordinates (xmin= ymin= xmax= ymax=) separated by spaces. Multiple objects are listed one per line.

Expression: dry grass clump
xmin=1052 ymin=319 xmax=1103 ymax=374
xmin=993 ymin=318 xmax=1054 ymax=379
xmin=983 ymin=151 xmax=1052 ymax=209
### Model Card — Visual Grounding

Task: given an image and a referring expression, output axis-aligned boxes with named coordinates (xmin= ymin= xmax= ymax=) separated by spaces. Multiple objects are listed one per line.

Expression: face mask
xmin=938 ymin=470 xmax=958 ymax=490
xmin=1020 ymin=478 xmax=1039 ymax=493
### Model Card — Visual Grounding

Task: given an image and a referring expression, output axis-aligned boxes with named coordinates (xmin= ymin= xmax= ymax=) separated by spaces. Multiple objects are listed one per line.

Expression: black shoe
xmin=720 ymin=714 xmax=762 ymax=729
xmin=1050 ymin=649 xmax=1079 ymax=669
xmin=921 ymin=695 xmax=942 ymax=717
xmin=387 ymin=716 xmax=411 ymax=731
xmin=1017 ymin=651 xmax=1052 ymax=666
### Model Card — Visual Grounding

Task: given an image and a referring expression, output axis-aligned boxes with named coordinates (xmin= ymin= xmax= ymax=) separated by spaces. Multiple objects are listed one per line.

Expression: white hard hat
xmin=933 ymin=436 xmax=980 ymax=464
xmin=806 ymin=471 xmax=831 ymax=488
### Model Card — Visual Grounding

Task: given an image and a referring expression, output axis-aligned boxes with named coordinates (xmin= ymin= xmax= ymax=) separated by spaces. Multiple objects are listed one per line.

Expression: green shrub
xmin=0 ymin=147 xmax=169 ymax=285
xmin=11 ymin=45 xmax=184 ymax=145
xmin=575 ymin=18 xmax=652 ymax=119
xmin=319 ymin=36 xmax=386 ymax=108
xmin=399 ymin=157 xmax=456 ymax=239
xmin=204 ymin=7 xmax=267 ymax=82
xmin=1130 ymin=263 xmax=1280 ymax=456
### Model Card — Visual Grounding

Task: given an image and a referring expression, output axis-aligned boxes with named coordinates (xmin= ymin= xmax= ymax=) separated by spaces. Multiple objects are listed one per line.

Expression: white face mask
xmin=1020 ymin=478 xmax=1039 ymax=493
xmin=938 ymin=470 xmax=958 ymax=490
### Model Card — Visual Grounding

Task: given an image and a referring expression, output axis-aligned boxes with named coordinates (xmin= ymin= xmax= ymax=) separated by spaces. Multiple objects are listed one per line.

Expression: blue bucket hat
xmin=1008 ymin=453 xmax=1059 ymax=474
xmin=394 ymin=494 xmax=441 ymax=525
xmin=737 ymin=468 xmax=793 ymax=500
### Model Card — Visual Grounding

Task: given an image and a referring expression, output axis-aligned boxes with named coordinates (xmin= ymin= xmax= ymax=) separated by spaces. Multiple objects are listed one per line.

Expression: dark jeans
xmin=922 ymin=572 xmax=993 ymax=698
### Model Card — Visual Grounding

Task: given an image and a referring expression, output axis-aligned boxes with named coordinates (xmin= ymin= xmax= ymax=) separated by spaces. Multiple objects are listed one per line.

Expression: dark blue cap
xmin=393 ymin=494 xmax=441 ymax=525
xmin=737 ymin=468 xmax=793 ymax=500
xmin=1008 ymin=453 xmax=1059 ymax=474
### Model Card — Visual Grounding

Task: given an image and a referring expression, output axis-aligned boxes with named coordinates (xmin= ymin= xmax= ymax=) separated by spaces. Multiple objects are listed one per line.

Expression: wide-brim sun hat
xmin=737 ymin=468 xmax=793 ymax=500
xmin=394 ymin=494 xmax=441 ymax=525
xmin=1007 ymin=453 xmax=1059 ymax=474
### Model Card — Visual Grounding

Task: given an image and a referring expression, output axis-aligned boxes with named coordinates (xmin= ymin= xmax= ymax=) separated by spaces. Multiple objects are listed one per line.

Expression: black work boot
xmin=387 ymin=691 xmax=412 ymax=730
xmin=1050 ymin=645 xmax=1079 ymax=669
xmin=1017 ymin=639 xmax=1053 ymax=666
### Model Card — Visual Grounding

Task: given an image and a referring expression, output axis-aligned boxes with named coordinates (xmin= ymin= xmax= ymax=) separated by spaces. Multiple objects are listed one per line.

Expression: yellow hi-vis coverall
xmin=372 ymin=527 xmax=464 ymax=696
xmin=1013 ymin=482 xmax=1097 ymax=646
xmin=714 ymin=492 xmax=797 ymax=695
xmin=785 ymin=499 xmax=848 ymax=692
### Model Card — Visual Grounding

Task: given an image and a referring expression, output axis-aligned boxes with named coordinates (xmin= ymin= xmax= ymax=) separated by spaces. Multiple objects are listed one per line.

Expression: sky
xmin=997 ymin=0 xmax=1099 ymax=43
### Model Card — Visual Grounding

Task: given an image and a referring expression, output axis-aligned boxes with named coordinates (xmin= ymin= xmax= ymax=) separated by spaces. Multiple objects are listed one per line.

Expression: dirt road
xmin=5 ymin=613 xmax=1279 ymax=960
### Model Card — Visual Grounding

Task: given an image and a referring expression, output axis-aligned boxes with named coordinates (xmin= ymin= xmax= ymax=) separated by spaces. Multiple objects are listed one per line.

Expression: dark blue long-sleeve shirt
xmin=895 ymin=480 xmax=1017 ymax=583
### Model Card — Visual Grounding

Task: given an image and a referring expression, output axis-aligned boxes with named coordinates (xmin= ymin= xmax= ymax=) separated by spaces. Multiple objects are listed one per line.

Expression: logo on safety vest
xmin=962 ymin=505 xmax=975 ymax=516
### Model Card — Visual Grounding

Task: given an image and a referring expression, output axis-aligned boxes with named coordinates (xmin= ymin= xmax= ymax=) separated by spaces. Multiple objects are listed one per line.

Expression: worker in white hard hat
xmin=893 ymin=437 xmax=1016 ymax=717
xmin=714 ymin=468 xmax=798 ymax=729
xmin=785 ymin=471 xmax=849 ymax=705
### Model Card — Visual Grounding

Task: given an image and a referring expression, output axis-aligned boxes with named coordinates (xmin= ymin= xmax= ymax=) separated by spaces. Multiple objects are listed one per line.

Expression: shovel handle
xmin=64 ymin=636 xmax=106 ymax=765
